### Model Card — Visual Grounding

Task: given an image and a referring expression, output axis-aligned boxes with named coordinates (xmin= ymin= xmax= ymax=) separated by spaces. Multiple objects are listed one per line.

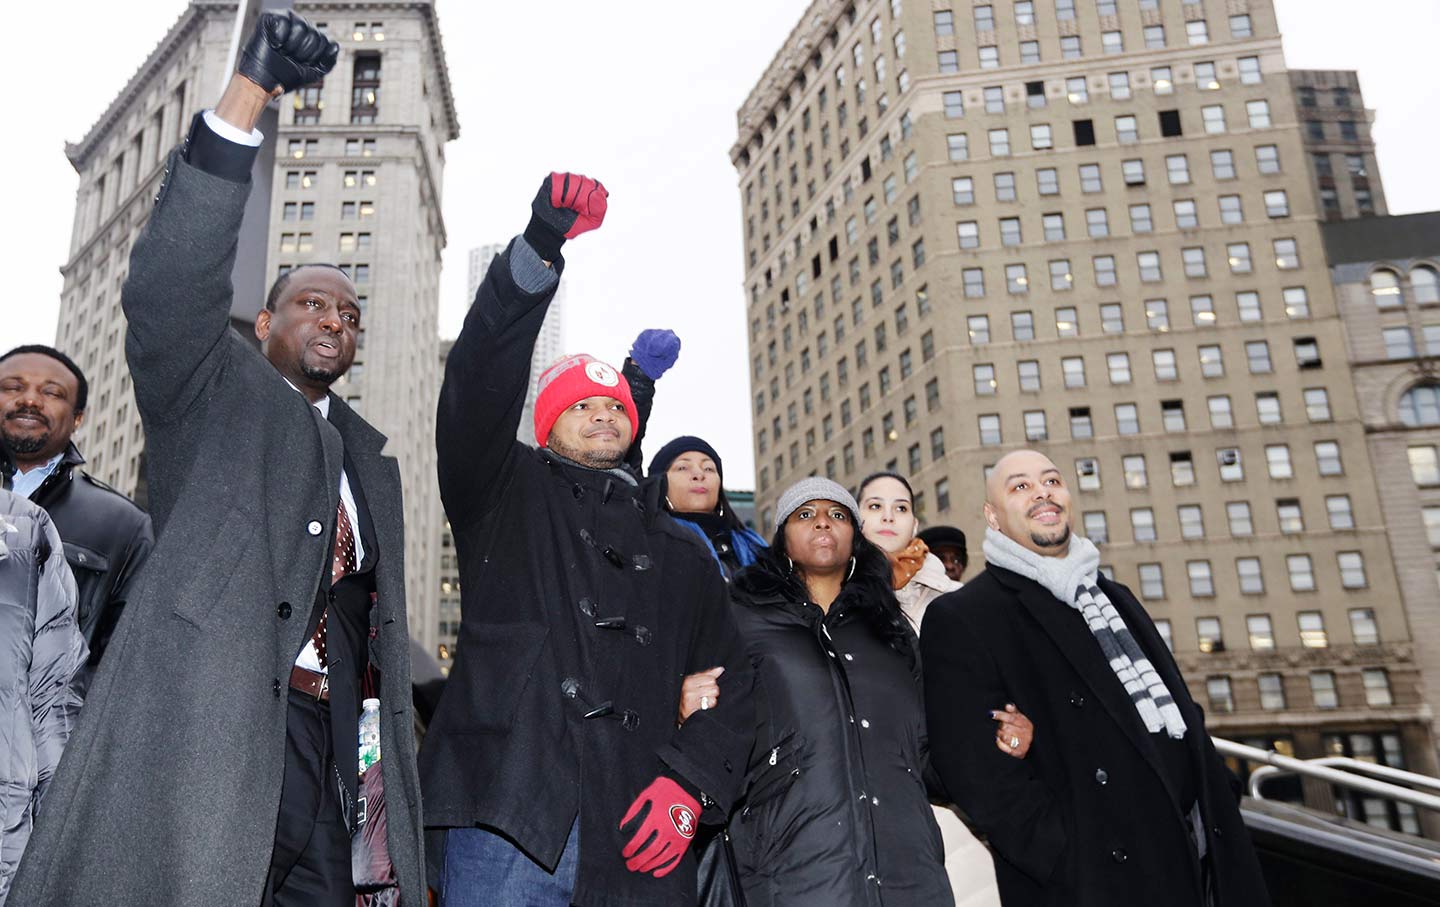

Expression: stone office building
xmin=53 ymin=0 xmax=459 ymax=651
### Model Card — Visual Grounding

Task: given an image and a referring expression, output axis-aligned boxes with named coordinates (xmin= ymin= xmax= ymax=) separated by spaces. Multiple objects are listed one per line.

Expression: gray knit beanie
xmin=772 ymin=477 xmax=861 ymax=533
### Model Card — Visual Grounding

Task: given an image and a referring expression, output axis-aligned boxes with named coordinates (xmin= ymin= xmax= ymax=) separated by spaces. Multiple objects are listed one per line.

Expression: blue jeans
xmin=440 ymin=820 xmax=579 ymax=907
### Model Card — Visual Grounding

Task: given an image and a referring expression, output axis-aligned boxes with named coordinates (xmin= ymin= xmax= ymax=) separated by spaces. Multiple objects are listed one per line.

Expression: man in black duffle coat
xmin=11 ymin=14 xmax=423 ymax=906
xmin=421 ymin=174 xmax=754 ymax=906
xmin=922 ymin=450 xmax=1270 ymax=907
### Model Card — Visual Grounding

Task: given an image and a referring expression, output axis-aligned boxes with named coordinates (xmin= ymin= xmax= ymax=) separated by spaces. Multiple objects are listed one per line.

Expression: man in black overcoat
xmin=11 ymin=13 xmax=424 ymax=906
xmin=421 ymin=174 xmax=754 ymax=906
xmin=923 ymin=449 xmax=1270 ymax=907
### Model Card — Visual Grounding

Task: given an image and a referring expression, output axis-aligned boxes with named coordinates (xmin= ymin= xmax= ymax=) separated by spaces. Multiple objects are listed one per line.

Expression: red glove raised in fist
xmin=618 ymin=775 xmax=701 ymax=878
xmin=524 ymin=172 xmax=608 ymax=262
xmin=550 ymin=172 xmax=608 ymax=237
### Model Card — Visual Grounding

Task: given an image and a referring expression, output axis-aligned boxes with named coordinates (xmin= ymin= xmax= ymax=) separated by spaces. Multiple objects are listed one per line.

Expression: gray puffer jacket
xmin=0 ymin=490 xmax=85 ymax=903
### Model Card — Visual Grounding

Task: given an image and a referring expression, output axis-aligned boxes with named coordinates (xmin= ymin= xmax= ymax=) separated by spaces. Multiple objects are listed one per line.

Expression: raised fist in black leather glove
xmin=523 ymin=172 xmax=608 ymax=263
xmin=238 ymin=11 xmax=339 ymax=96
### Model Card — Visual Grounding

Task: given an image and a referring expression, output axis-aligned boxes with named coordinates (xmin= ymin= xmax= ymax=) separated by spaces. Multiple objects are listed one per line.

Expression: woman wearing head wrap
xmin=648 ymin=436 xmax=767 ymax=580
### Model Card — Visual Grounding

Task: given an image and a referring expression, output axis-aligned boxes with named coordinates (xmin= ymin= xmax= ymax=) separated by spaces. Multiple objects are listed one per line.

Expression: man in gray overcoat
xmin=11 ymin=13 xmax=424 ymax=906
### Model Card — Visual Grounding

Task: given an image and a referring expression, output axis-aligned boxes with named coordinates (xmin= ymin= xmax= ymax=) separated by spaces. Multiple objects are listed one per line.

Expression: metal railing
xmin=1211 ymin=737 xmax=1440 ymax=813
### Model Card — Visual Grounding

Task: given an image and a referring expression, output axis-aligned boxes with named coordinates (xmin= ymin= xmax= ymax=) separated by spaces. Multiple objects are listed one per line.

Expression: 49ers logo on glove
xmin=620 ymin=776 xmax=703 ymax=877
xmin=669 ymin=803 xmax=697 ymax=839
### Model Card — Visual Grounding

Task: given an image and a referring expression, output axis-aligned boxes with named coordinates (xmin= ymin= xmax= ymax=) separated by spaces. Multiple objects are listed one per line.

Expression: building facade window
xmin=1207 ymin=677 xmax=1234 ymax=712
xmin=350 ymin=53 xmax=382 ymax=123
xmin=1259 ymin=674 xmax=1286 ymax=710
xmin=1311 ymin=671 xmax=1339 ymax=708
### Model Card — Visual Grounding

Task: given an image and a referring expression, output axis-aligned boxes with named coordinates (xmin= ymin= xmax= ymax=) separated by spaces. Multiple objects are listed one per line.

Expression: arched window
xmin=1399 ymin=384 xmax=1440 ymax=427
xmin=1370 ymin=268 xmax=1402 ymax=307
xmin=1412 ymin=265 xmax=1440 ymax=305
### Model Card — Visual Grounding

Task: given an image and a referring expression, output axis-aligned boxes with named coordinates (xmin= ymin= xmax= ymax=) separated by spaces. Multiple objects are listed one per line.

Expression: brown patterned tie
xmin=313 ymin=496 xmax=357 ymax=666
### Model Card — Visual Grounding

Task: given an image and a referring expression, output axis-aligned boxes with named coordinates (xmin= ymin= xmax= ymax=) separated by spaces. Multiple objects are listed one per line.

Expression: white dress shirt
xmin=10 ymin=451 xmax=64 ymax=500
xmin=201 ymin=109 xmax=264 ymax=147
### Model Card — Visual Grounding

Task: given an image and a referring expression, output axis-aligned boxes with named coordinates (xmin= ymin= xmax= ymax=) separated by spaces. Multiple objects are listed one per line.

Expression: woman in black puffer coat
xmin=727 ymin=477 xmax=953 ymax=907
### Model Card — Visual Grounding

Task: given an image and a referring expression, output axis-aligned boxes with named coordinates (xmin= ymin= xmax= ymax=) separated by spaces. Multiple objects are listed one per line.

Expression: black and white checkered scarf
xmin=984 ymin=528 xmax=1188 ymax=739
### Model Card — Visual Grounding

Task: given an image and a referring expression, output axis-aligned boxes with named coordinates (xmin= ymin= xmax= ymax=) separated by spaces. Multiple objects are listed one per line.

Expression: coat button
xmin=860 ymin=718 xmax=871 ymax=728
xmin=273 ymin=678 xmax=282 ymax=698
xmin=1069 ymin=691 xmax=1085 ymax=707
xmin=307 ymin=520 xmax=323 ymax=536
xmin=1213 ymin=826 xmax=1223 ymax=838
xmin=1111 ymin=848 xmax=1128 ymax=863
xmin=1095 ymin=768 xmax=1108 ymax=785
xmin=277 ymin=601 xmax=292 ymax=619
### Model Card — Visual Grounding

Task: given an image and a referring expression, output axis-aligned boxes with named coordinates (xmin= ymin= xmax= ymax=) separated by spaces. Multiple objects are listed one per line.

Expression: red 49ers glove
xmin=523 ymin=171 xmax=609 ymax=262
xmin=618 ymin=775 xmax=701 ymax=877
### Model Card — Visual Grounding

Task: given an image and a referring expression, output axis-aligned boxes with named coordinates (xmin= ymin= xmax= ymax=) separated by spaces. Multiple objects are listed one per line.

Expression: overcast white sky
xmin=6 ymin=0 xmax=1438 ymax=489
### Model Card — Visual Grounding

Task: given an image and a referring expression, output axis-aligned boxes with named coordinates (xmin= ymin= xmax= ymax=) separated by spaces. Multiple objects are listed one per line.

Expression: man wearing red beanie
xmin=531 ymin=352 xmax=637 ymax=451
xmin=423 ymin=173 xmax=753 ymax=906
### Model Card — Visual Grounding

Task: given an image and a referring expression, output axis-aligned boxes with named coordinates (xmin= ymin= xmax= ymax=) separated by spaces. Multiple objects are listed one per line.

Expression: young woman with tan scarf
xmin=856 ymin=471 xmax=1036 ymax=907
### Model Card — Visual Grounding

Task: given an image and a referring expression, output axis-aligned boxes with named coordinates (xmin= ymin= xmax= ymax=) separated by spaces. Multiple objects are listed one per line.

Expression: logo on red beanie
xmin=532 ymin=353 xmax=637 ymax=447
xmin=584 ymin=361 xmax=619 ymax=387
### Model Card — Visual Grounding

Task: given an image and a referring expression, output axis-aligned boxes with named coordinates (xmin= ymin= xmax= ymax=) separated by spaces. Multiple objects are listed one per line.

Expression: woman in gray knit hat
xmin=718 ymin=476 xmax=955 ymax=905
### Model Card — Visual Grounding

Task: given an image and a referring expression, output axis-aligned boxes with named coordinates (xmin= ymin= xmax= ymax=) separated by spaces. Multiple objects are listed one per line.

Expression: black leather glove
xmin=237 ymin=11 xmax=339 ymax=95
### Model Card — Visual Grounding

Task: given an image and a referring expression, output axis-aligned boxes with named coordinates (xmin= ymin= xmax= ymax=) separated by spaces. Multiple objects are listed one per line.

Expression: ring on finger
xmin=700 ymin=696 xmax=711 ymax=711
xmin=1009 ymin=736 xmax=1020 ymax=750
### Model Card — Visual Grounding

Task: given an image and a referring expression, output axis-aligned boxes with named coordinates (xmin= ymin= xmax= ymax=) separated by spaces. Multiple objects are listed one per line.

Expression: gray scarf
xmin=542 ymin=450 xmax=638 ymax=487
xmin=983 ymin=528 xmax=1187 ymax=739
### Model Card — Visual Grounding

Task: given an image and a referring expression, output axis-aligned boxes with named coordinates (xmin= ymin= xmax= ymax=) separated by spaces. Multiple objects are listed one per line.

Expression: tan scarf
xmin=889 ymin=537 xmax=930 ymax=590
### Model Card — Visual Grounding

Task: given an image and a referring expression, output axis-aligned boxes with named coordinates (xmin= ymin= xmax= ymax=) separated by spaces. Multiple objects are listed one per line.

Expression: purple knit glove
xmin=629 ymin=329 xmax=681 ymax=380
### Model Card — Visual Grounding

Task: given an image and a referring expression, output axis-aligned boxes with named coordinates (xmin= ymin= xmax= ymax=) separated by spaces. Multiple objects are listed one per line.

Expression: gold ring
xmin=1009 ymin=736 xmax=1020 ymax=749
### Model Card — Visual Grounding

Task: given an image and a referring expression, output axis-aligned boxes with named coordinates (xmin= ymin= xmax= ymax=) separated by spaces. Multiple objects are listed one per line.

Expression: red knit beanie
xmin=533 ymin=353 xmax=637 ymax=447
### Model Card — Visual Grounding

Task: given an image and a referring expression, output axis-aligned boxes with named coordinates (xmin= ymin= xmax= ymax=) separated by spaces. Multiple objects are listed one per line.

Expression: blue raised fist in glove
xmin=629 ymin=330 xmax=681 ymax=381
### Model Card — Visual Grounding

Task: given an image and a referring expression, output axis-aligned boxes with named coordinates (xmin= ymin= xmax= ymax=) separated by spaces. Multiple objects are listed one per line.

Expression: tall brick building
xmin=733 ymin=0 xmax=1435 ymax=833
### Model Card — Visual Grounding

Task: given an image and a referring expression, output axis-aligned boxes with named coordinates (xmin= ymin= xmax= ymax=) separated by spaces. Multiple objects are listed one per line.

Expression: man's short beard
xmin=1 ymin=427 xmax=48 ymax=456
xmin=301 ymin=362 xmax=343 ymax=386
xmin=549 ymin=436 xmax=625 ymax=470
xmin=1031 ymin=523 xmax=1070 ymax=550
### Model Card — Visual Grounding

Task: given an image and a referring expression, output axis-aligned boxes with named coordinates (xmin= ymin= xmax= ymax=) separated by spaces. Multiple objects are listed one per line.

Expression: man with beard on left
xmin=11 ymin=12 xmax=424 ymax=907
xmin=0 ymin=345 xmax=153 ymax=696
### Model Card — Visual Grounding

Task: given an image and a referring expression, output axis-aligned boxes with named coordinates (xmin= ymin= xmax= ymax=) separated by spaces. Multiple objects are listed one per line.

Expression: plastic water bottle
xmin=358 ymin=698 xmax=381 ymax=774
